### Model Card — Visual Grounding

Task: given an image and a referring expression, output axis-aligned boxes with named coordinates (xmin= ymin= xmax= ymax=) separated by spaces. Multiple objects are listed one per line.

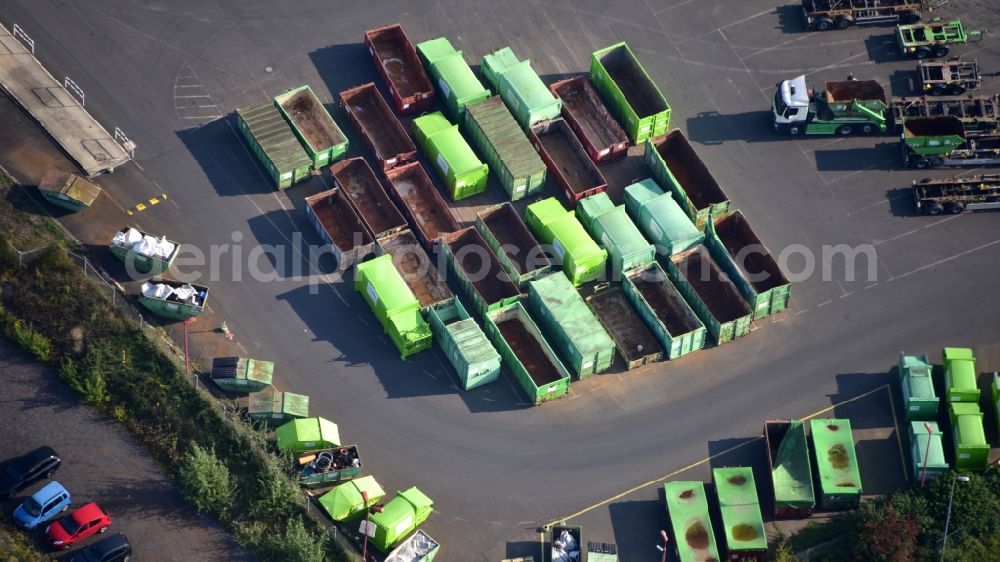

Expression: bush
xmin=178 ymin=444 xmax=236 ymax=522
xmin=248 ymin=456 xmax=303 ymax=524
xmin=0 ymin=310 xmax=51 ymax=361
xmin=237 ymin=517 xmax=326 ymax=562
xmin=847 ymin=503 xmax=920 ymax=562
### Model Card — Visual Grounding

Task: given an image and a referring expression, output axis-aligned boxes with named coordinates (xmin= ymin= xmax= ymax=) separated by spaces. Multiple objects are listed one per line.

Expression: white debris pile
xmin=552 ymin=529 xmax=581 ymax=562
xmin=141 ymin=281 xmax=204 ymax=306
xmin=384 ymin=530 xmax=438 ymax=562
xmin=112 ymin=228 xmax=176 ymax=259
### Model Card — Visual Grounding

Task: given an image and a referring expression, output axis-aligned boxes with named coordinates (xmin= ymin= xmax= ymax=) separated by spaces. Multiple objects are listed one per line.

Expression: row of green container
xmin=645 ymin=130 xmax=730 ymax=228
xmin=426 ymin=299 xmax=501 ymax=391
xmin=622 ymin=263 xmax=706 ymax=360
xmin=713 ymin=467 xmax=767 ymax=561
xmin=527 ymin=273 xmax=615 ymax=379
xmin=412 ymin=111 xmax=489 ymax=200
xmin=440 ymin=227 xmax=521 ymax=318
xmin=481 ymin=47 xmax=562 ymax=129
xmin=663 ymin=481 xmax=720 ymax=562
xmin=484 ymin=302 xmax=571 ymax=405
xmin=949 ymin=403 xmax=989 ymax=471
xmin=525 ymin=198 xmax=607 ymax=286
xmin=899 ymin=352 xmax=938 ymax=421
xmin=355 ymin=254 xmax=432 ymax=359
xmin=416 ymin=37 xmax=490 ymax=121
xmin=590 ymin=42 xmax=671 ymax=143
xmin=909 ymin=421 xmax=949 ymax=483
xmin=623 ymin=179 xmax=703 ymax=257
xmin=810 ymin=418 xmax=862 ymax=510
xmin=463 ymin=96 xmax=547 ymax=200
xmin=576 ymin=192 xmax=655 ymax=276
xmin=475 ymin=202 xmax=552 ymax=289
xmin=235 ymin=102 xmax=313 ymax=189
xmin=663 ymin=246 xmax=753 ymax=344
xmin=705 ymin=211 xmax=791 ymax=320
xmin=943 ymin=346 xmax=979 ymax=402
xmin=319 ymin=480 xmax=435 ymax=554
xmin=273 ymin=85 xmax=349 ymax=168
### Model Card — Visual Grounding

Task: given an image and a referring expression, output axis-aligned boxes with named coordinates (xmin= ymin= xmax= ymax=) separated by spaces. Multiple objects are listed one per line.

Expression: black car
xmin=0 ymin=446 xmax=61 ymax=499
xmin=69 ymin=533 xmax=131 ymax=562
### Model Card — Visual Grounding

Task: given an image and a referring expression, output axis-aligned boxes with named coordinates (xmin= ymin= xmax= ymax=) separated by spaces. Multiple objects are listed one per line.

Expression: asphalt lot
xmin=0 ymin=338 xmax=251 ymax=561
xmin=1 ymin=1 xmax=1000 ymax=560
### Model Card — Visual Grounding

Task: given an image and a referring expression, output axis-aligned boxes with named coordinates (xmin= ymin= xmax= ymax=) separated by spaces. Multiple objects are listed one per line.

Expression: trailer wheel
xmin=933 ymin=46 xmax=949 ymax=58
xmin=814 ymin=17 xmax=833 ymax=31
xmin=930 ymin=85 xmax=947 ymax=96
xmin=836 ymin=125 xmax=854 ymax=136
xmin=947 ymin=202 xmax=965 ymax=214
xmin=948 ymin=84 xmax=966 ymax=95
xmin=788 ymin=125 xmax=803 ymax=136
xmin=861 ymin=124 xmax=875 ymax=135
xmin=915 ymin=47 xmax=932 ymax=59
xmin=900 ymin=11 xmax=921 ymax=24
xmin=927 ymin=203 xmax=944 ymax=215
xmin=913 ymin=158 xmax=931 ymax=169
xmin=834 ymin=17 xmax=851 ymax=30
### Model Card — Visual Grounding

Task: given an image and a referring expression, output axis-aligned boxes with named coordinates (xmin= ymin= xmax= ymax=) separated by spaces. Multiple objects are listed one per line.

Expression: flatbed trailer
xmin=917 ymin=59 xmax=982 ymax=95
xmin=891 ymin=93 xmax=999 ymax=137
xmin=901 ymin=116 xmax=1000 ymax=169
xmin=896 ymin=19 xmax=982 ymax=60
xmin=339 ymin=83 xmax=417 ymax=171
xmin=801 ymin=0 xmax=928 ymax=31
xmin=913 ymin=174 xmax=1000 ymax=214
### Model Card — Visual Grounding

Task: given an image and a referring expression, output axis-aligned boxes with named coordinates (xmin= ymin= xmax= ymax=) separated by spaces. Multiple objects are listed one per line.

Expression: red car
xmin=46 ymin=502 xmax=111 ymax=550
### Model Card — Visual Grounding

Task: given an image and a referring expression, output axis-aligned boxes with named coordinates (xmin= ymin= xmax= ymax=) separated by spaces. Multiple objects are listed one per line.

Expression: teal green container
xmin=210 ymin=356 xmax=274 ymax=393
xmin=484 ymin=302 xmax=571 ymax=405
xmin=481 ymin=47 xmax=562 ymax=129
xmin=426 ymin=299 xmax=501 ymax=390
xmin=235 ymin=102 xmax=313 ymax=189
xmin=645 ymin=131 xmax=731 ymax=228
xmin=621 ymin=262 xmax=706 ymax=359
xmin=138 ymin=277 xmax=208 ymax=321
xmin=247 ymin=388 xmax=309 ymax=424
xmin=416 ymin=38 xmax=490 ymax=121
xmin=355 ymin=255 xmax=432 ymax=359
xmin=463 ymin=97 xmax=547 ymax=199
xmin=899 ymin=352 xmax=939 ymax=422
xmin=476 ymin=202 xmax=553 ymax=289
xmin=908 ymin=421 xmax=949 ymax=484
xmin=663 ymin=482 xmax=721 ymax=562
xmin=706 ymin=211 xmax=791 ymax=320
xmin=943 ymin=347 xmax=979 ymax=403
xmin=274 ymin=85 xmax=348 ymax=168
xmin=624 ymin=179 xmax=703 ymax=257
xmin=712 ymin=467 xmax=767 ymax=560
xmin=949 ymin=403 xmax=989 ymax=471
xmin=576 ymin=192 xmax=655 ymax=276
xmin=664 ymin=246 xmax=753 ymax=344
xmin=109 ymin=227 xmax=180 ymax=275
xmin=527 ymin=273 xmax=615 ymax=379
xmin=525 ymin=198 xmax=608 ymax=286
xmin=440 ymin=227 xmax=521 ymax=318
xmin=810 ymin=419 xmax=862 ymax=510
xmin=412 ymin=111 xmax=488 ymax=200
xmin=37 ymin=171 xmax=101 ymax=212
xmin=590 ymin=42 xmax=670 ymax=143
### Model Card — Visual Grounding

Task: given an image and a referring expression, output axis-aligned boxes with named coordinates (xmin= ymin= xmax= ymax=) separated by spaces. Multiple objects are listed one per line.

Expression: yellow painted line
xmin=126 ymin=194 xmax=168 ymax=214
xmin=149 ymin=197 xmax=160 ymax=205
xmin=886 ymin=385 xmax=909 ymax=482
xmin=135 ymin=202 xmax=147 ymax=212
xmin=545 ymin=384 xmax=892 ymax=528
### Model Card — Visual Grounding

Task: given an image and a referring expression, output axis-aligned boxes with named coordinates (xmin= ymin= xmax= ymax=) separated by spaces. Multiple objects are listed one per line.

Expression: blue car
xmin=13 ymin=480 xmax=71 ymax=530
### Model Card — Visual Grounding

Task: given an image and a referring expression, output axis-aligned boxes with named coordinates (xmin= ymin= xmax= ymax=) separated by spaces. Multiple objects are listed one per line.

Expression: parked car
xmin=0 ymin=446 xmax=61 ymax=498
xmin=69 ymin=533 xmax=132 ymax=562
xmin=46 ymin=502 xmax=111 ymax=550
xmin=13 ymin=481 xmax=71 ymax=530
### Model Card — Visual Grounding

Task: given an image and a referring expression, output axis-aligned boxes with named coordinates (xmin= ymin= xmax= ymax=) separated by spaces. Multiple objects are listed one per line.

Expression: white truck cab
xmin=772 ymin=75 xmax=812 ymax=133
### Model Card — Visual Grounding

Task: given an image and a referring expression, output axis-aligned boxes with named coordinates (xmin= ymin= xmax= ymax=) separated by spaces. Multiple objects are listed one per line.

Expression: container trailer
xmin=138 ymin=277 xmax=208 ymax=321
xmin=296 ymin=445 xmax=363 ymax=488
xmin=355 ymin=254 xmax=432 ymax=359
xmin=898 ymin=352 xmax=938 ymax=421
xmin=37 ymin=170 xmax=100 ymax=212
xmin=332 ymin=158 xmax=407 ymax=240
xmin=426 ymin=299 xmax=501 ymax=390
xmin=484 ymin=302 xmax=571 ymax=405
xmin=339 ymin=83 xmax=417 ymax=171
xmin=891 ymin=93 xmax=999 ymax=136
xmin=412 ymin=111 xmax=489 ymax=200
xmin=896 ymin=19 xmax=982 ymax=60
xmin=368 ymin=487 xmax=434 ymax=552
xmin=273 ymin=85 xmax=348 ymax=168
xmin=763 ymin=420 xmax=815 ymax=518
xmin=646 ymin=130 xmax=731 ymax=227
xmin=810 ymin=419 xmax=862 ymax=509
xmin=549 ymin=76 xmax=629 ymax=163
xmin=235 ymin=101 xmax=313 ymax=189
xmin=529 ymin=118 xmax=608 ymax=205
xmin=109 ymin=227 xmax=179 ymax=275
xmin=376 ymin=230 xmax=453 ymax=311
xmin=304 ymin=187 xmax=375 ymax=269
xmin=663 ymin=481 xmax=721 ymax=562
xmin=943 ymin=346 xmax=978 ymax=402
xmin=525 ymin=198 xmax=608 ymax=286
xmin=463 ymin=96 xmax=547 ymax=199
xmin=584 ymin=284 xmax=664 ymax=369
xmin=623 ymin=179 xmax=703 ymax=257
xmin=712 ymin=467 xmax=767 ymax=562
xmin=364 ymin=24 xmax=435 ymax=114
xmin=384 ymin=162 xmax=461 ymax=248
xmin=902 ymin=117 xmax=1000 ymax=169
xmin=481 ymin=47 xmax=562 ymax=129
xmin=210 ymin=356 xmax=273 ymax=393
xmin=908 ymin=421 xmax=948 ymax=483
xmin=590 ymin=42 xmax=671 ymax=143
xmin=476 ymin=202 xmax=553 ymax=289
xmin=416 ymin=37 xmax=490 ymax=121
xmin=664 ymin=246 xmax=753 ymax=344
xmin=576 ymin=192 xmax=656 ymax=277
xmin=622 ymin=262 xmax=706 ymax=359
xmin=772 ymin=75 xmax=888 ymax=135
xmin=440 ymin=227 xmax=521 ymax=317
xmin=917 ymin=59 xmax=982 ymax=95
xmin=801 ymin=0 xmax=927 ymax=31
xmin=948 ymin=403 xmax=989 ymax=471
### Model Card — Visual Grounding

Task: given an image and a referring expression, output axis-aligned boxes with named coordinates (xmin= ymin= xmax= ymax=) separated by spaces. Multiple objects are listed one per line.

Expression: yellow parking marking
xmin=545 ymin=384 xmax=894 ymax=528
xmin=125 ymin=193 xmax=169 ymax=215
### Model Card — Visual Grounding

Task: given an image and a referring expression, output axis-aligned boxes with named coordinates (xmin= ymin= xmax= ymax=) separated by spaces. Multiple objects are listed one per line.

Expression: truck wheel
xmin=933 ymin=46 xmax=949 ymax=58
xmin=836 ymin=125 xmax=854 ymax=136
xmin=947 ymin=202 xmax=965 ymax=214
xmin=915 ymin=47 xmax=931 ymax=59
xmin=949 ymin=84 xmax=966 ymax=95
xmin=913 ymin=158 xmax=930 ymax=169
xmin=900 ymin=11 xmax=920 ymax=24
xmin=927 ymin=203 xmax=944 ymax=215
xmin=930 ymin=85 xmax=946 ymax=96
xmin=861 ymin=124 xmax=875 ymax=134
xmin=815 ymin=17 xmax=833 ymax=31
xmin=834 ymin=17 xmax=851 ymax=30
xmin=788 ymin=125 xmax=803 ymax=136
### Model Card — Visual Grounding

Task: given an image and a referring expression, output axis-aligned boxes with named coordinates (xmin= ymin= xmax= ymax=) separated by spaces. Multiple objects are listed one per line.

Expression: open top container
xmin=622 ymin=262 xmax=706 ymax=359
xmin=274 ymin=85 xmax=348 ymax=168
xmin=138 ymin=277 xmax=208 ymax=321
xmin=304 ymin=187 xmax=375 ymax=269
xmin=340 ymin=82 xmax=417 ymax=171
xmin=384 ymin=162 xmax=461 ymax=248
xmin=476 ymin=202 xmax=553 ymax=289
xmin=37 ymin=170 xmax=101 ymax=212
xmin=645 ymin=130 xmax=730 ymax=228
xmin=590 ymin=42 xmax=670 ymax=142
xmin=331 ymin=157 xmax=407 ymax=240
xmin=484 ymin=302 xmax=571 ymax=405
xmin=376 ymin=230 xmax=453 ymax=311
xmin=364 ymin=24 xmax=435 ymax=114
xmin=529 ymin=118 xmax=607 ymax=205
xmin=440 ymin=227 xmax=520 ymax=317
xmin=665 ymin=246 xmax=752 ymax=344
xmin=584 ymin=284 xmax=664 ymax=370
xmin=549 ymin=75 xmax=629 ymax=163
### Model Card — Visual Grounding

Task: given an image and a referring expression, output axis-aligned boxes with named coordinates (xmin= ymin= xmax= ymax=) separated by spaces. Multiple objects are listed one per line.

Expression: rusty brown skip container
xmin=339 ymin=82 xmax=418 ymax=172
xmin=331 ymin=157 xmax=408 ymax=240
xmin=528 ymin=118 xmax=608 ymax=206
xmin=304 ymin=187 xmax=375 ymax=269
xmin=384 ymin=161 xmax=461 ymax=248
xmin=364 ymin=24 xmax=435 ymax=115
xmin=549 ymin=76 xmax=629 ymax=164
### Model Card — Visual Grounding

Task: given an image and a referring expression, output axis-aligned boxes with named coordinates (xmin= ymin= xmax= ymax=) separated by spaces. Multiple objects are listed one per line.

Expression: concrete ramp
xmin=0 ymin=23 xmax=129 ymax=176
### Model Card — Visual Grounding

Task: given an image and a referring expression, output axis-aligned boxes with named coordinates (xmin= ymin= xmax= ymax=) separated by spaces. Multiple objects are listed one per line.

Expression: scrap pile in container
xmin=140 ymin=281 xmax=205 ymax=307
xmin=112 ymin=227 xmax=176 ymax=259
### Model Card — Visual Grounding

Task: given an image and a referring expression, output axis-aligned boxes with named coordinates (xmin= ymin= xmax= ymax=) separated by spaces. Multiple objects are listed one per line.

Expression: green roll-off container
xmin=645 ymin=130 xmax=731 ymax=228
xmin=577 ymin=192 xmax=655 ymax=276
xmin=943 ymin=347 xmax=979 ymax=403
xmin=210 ymin=356 xmax=274 ymax=393
xmin=476 ymin=203 xmax=553 ymax=289
xmin=412 ymin=112 xmax=488 ymax=200
xmin=764 ymin=420 xmax=815 ymax=518
xmin=525 ymin=198 xmax=607 ymax=286
xmin=426 ymin=299 xmax=501 ymax=391
xmin=368 ymin=487 xmax=434 ymax=552
xmin=712 ymin=467 xmax=767 ymax=561
xmin=235 ymin=101 xmax=313 ymax=189
xmin=463 ymin=97 xmax=547 ymax=199
xmin=355 ymin=255 xmax=432 ymax=359
xmin=481 ymin=47 xmax=562 ymax=129
xmin=908 ymin=421 xmax=949 ymax=484
xmin=527 ymin=273 xmax=615 ymax=379
xmin=384 ymin=529 xmax=440 ymax=562
xmin=664 ymin=246 xmax=753 ymax=344
xmin=484 ymin=302 xmax=571 ymax=405
xmin=949 ymin=403 xmax=989 ymax=471
xmin=416 ymin=38 xmax=490 ymax=121
xmin=621 ymin=262 xmax=705 ymax=360
xmin=247 ymin=388 xmax=309 ymax=424
xmin=138 ymin=277 xmax=208 ymax=321
xmin=663 ymin=482 xmax=720 ymax=562
xmin=109 ymin=227 xmax=180 ymax=275
xmin=590 ymin=42 xmax=670 ymax=143
xmin=706 ymin=212 xmax=791 ymax=320
xmin=809 ymin=419 xmax=862 ymax=510
xmin=624 ymin=179 xmax=703 ymax=257
xmin=898 ymin=352 xmax=939 ymax=421
xmin=440 ymin=227 xmax=521 ymax=318
xmin=273 ymin=85 xmax=348 ymax=168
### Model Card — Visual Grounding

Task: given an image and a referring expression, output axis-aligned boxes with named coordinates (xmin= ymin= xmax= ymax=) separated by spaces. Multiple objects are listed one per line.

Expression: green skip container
xmin=412 ymin=111 xmax=488 ymax=200
xmin=898 ymin=352 xmax=939 ymax=422
xmin=110 ymin=227 xmax=180 ymax=275
xmin=663 ymin=482 xmax=720 ymax=562
xmin=476 ymin=202 xmax=553 ymax=289
xmin=235 ymin=101 xmax=313 ymax=189
xmin=464 ymin=97 xmax=547 ymax=200
xmin=908 ymin=421 xmax=949 ymax=484
xmin=247 ymin=387 xmax=309 ymax=425
xmin=949 ymin=403 xmax=989 ymax=471
xmin=527 ymin=272 xmax=615 ymax=379
xmin=645 ymin=130 xmax=731 ymax=228
xmin=274 ymin=85 xmax=348 ymax=168
xmin=481 ymin=47 xmax=562 ymax=129
xmin=37 ymin=171 xmax=101 ymax=212
xmin=624 ymin=179 xmax=703 ymax=257
xmin=417 ymin=37 xmax=490 ymax=121
xmin=712 ymin=467 xmax=767 ymax=561
xmin=440 ymin=227 xmax=521 ymax=318
xmin=810 ymin=419 xmax=862 ymax=510
xmin=426 ymin=299 xmax=501 ymax=391
xmin=210 ymin=356 xmax=274 ymax=393
xmin=355 ymin=255 xmax=432 ymax=359
xmin=525 ymin=198 xmax=607 ymax=286
xmin=577 ymin=192 xmax=655 ymax=277
xmin=590 ymin=42 xmax=670 ymax=143
xmin=368 ymin=487 xmax=434 ymax=553
xmin=485 ymin=302 xmax=571 ymax=405
xmin=664 ymin=246 xmax=753 ymax=345
xmin=138 ymin=277 xmax=208 ymax=321
xmin=622 ymin=262 xmax=706 ymax=360
xmin=943 ymin=347 xmax=979 ymax=403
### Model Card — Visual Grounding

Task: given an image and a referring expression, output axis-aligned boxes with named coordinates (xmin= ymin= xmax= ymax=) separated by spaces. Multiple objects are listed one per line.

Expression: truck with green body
xmin=896 ymin=19 xmax=982 ymax=59
xmin=476 ymin=202 xmax=553 ymax=289
xmin=663 ymin=481 xmax=721 ymax=562
xmin=772 ymin=75 xmax=888 ymax=135
xmin=355 ymin=254 xmax=433 ymax=359
xmin=481 ymin=47 xmax=562 ymax=129
xmin=801 ymin=0 xmax=927 ymax=31
xmin=712 ymin=467 xmax=767 ymax=562
xmin=235 ymin=101 xmax=313 ymax=189
xmin=810 ymin=419 xmax=862 ymax=509
xmin=902 ymin=117 xmax=1000 ymax=169
xmin=412 ymin=111 xmax=489 ymax=200
xmin=304 ymin=187 xmax=375 ymax=269
xmin=416 ymin=37 xmax=490 ymax=121
xmin=484 ymin=302 xmax=572 ymax=405
xmin=664 ymin=246 xmax=753 ymax=345
xmin=525 ymin=198 xmax=608 ymax=286
xmin=764 ymin=420 xmax=815 ymax=518
xmin=110 ymin=227 xmax=179 ymax=275
xmin=584 ymin=284 xmax=664 ymax=369
xmin=210 ymin=356 xmax=273 ymax=393
xmin=463 ymin=96 xmax=547 ymax=200
xmin=340 ymin=83 xmax=417 ymax=172
xmin=332 ymin=157 xmax=407 ymax=240
xmin=646 ymin=130 xmax=731 ymax=227
xmin=274 ymin=85 xmax=348 ymax=168
xmin=138 ymin=277 xmax=208 ymax=321
xmin=622 ymin=263 xmax=706 ymax=360
xmin=590 ymin=42 xmax=670 ymax=143
xmin=440 ymin=227 xmax=521 ymax=318
xmin=426 ymin=299 xmax=501 ymax=391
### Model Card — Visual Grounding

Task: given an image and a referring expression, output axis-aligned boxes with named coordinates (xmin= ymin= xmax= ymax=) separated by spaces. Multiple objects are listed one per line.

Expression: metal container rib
xmin=463 ymin=96 xmax=547 ymax=199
